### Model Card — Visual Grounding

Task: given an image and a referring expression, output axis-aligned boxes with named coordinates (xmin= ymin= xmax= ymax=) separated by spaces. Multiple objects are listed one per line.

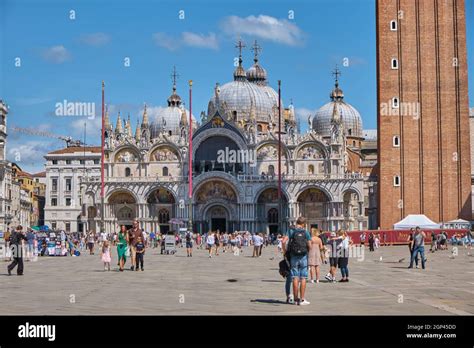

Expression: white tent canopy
xmin=393 ymin=214 xmax=441 ymax=230
xmin=442 ymin=218 xmax=471 ymax=229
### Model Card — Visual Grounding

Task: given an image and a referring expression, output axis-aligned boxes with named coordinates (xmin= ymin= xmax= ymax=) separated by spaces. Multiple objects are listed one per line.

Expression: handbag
xmin=125 ymin=246 xmax=130 ymax=257
xmin=278 ymin=258 xmax=290 ymax=278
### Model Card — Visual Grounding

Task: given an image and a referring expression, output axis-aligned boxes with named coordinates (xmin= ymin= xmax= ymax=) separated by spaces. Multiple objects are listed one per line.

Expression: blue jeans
xmin=285 ymin=274 xmax=292 ymax=296
xmin=409 ymin=245 xmax=425 ymax=269
xmin=340 ymin=265 xmax=349 ymax=278
xmin=290 ymin=254 xmax=308 ymax=279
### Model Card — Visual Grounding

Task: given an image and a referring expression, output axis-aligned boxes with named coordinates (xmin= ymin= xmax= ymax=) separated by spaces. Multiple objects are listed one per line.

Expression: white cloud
xmin=220 ymin=15 xmax=305 ymax=46
xmin=152 ymin=32 xmax=180 ymax=51
xmin=79 ymin=32 xmax=110 ymax=46
xmin=182 ymin=32 xmax=219 ymax=50
xmin=40 ymin=45 xmax=71 ymax=64
xmin=152 ymin=32 xmax=219 ymax=51
xmin=7 ymin=139 xmax=56 ymax=169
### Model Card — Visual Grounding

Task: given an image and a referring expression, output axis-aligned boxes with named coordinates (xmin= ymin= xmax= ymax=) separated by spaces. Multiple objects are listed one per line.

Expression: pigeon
xmin=398 ymin=258 xmax=405 ymax=263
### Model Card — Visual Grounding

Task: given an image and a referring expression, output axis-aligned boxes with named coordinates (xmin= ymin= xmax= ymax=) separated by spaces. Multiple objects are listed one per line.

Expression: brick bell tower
xmin=376 ymin=0 xmax=471 ymax=229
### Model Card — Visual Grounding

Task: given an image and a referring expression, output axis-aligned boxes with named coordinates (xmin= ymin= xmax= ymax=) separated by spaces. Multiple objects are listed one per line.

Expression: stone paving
xmin=0 ymin=243 xmax=473 ymax=315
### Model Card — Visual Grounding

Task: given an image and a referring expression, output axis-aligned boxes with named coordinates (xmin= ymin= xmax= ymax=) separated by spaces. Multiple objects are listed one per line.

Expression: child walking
xmin=101 ymin=240 xmax=111 ymax=271
xmin=135 ymin=236 xmax=145 ymax=271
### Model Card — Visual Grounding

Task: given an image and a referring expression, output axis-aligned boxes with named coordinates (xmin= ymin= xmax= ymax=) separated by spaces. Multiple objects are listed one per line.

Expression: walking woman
xmin=308 ymin=228 xmax=324 ymax=283
xmin=407 ymin=228 xmax=418 ymax=267
xmin=214 ymin=232 xmax=220 ymax=256
xmin=117 ymin=225 xmax=129 ymax=272
xmin=206 ymin=231 xmax=215 ymax=258
xmin=338 ymin=231 xmax=351 ymax=282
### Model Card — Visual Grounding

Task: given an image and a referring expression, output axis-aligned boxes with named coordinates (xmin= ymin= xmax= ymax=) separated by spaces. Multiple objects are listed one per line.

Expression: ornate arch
xmin=194 ymin=179 xmax=238 ymax=204
xmin=143 ymin=186 xmax=178 ymax=204
xmin=202 ymin=201 xmax=236 ymax=221
xmin=341 ymin=187 xmax=363 ymax=202
xmin=296 ymin=185 xmax=333 ymax=202
xmin=254 ymin=185 xmax=289 ymax=204
xmin=106 ymin=189 xmax=139 ymax=204
xmin=293 ymin=140 xmax=329 ymax=161
xmin=192 ymin=171 xmax=244 ymax=201
xmin=113 ymin=145 xmax=140 ymax=163
xmin=255 ymin=140 xmax=290 ymax=160
xmin=148 ymin=142 xmax=183 ymax=162
xmin=192 ymin=127 xmax=248 ymax=160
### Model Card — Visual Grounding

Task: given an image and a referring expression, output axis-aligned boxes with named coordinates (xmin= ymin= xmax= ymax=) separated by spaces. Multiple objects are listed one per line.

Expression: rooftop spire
xmin=141 ymin=103 xmax=149 ymax=129
xmin=251 ymin=39 xmax=262 ymax=63
xmin=330 ymin=65 xmax=344 ymax=101
xmin=104 ymin=104 xmax=111 ymax=129
xmin=125 ymin=113 xmax=133 ymax=137
xmin=171 ymin=65 xmax=179 ymax=93
xmin=332 ymin=65 xmax=341 ymax=88
xmin=135 ymin=118 xmax=140 ymax=141
xmin=167 ymin=66 xmax=182 ymax=107
xmin=115 ymin=111 xmax=123 ymax=134
xmin=233 ymin=38 xmax=247 ymax=81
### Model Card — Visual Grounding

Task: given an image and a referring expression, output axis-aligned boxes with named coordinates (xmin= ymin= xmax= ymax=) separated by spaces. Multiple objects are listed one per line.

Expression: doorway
xmin=211 ymin=218 xmax=226 ymax=233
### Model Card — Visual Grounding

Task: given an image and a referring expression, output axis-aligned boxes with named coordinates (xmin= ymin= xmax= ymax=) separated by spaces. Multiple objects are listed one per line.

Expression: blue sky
xmin=0 ymin=0 xmax=473 ymax=172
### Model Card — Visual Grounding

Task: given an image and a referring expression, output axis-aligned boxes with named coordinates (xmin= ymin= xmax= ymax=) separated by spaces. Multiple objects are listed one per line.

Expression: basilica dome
xmin=312 ymin=83 xmax=363 ymax=139
xmin=150 ymin=85 xmax=195 ymax=139
xmin=207 ymin=55 xmax=281 ymax=124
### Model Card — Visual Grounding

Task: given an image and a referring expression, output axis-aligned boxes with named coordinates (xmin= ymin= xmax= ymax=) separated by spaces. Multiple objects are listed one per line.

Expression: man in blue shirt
xmin=284 ymin=216 xmax=311 ymax=306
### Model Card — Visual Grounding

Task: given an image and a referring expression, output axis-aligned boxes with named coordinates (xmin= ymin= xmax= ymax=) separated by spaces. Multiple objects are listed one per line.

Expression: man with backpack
xmin=185 ymin=230 xmax=193 ymax=257
xmin=285 ymin=216 xmax=312 ymax=306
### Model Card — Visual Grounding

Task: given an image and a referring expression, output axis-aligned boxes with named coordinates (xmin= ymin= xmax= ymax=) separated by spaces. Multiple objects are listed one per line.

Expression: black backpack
xmin=288 ymin=229 xmax=308 ymax=256
xmin=186 ymin=232 xmax=191 ymax=242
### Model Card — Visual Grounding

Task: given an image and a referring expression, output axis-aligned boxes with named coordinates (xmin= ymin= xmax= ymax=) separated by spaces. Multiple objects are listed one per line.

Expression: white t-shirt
xmin=254 ymin=235 xmax=263 ymax=247
xmin=206 ymin=235 xmax=215 ymax=245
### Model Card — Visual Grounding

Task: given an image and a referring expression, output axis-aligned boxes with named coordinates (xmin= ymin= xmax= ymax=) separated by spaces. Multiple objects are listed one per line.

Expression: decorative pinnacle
xmin=171 ymin=65 xmax=180 ymax=92
xmin=251 ymin=40 xmax=262 ymax=63
xmin=332 ymin=65 xmax=341 ymax=87
xmin=235 ymin=37 xmax=246 ymax=64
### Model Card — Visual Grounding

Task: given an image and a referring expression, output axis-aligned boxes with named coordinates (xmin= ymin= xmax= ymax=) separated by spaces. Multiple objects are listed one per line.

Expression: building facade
xmin=44 ymin=146 xmax=101 ymax=232
xmin=0 ymin=100 xmax=15 ymax=232
xmin=80 ymin=45 xmax=375 ymax=234
xmin=377 ymin=0 xmax=471 ymax=229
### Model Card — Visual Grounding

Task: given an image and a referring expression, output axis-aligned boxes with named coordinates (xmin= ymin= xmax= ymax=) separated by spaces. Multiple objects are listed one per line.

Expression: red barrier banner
xmin=322 ymin=229 xmax=468 ymax=245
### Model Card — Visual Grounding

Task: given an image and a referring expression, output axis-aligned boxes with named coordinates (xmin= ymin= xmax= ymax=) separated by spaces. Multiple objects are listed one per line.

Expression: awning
xmin=393 ymin=214 xmax=441 ymax=230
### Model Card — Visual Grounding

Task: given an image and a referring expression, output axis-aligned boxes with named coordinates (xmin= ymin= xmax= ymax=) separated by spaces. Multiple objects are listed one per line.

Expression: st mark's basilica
xmin=81 ymin=41 xmax=377 ymax=235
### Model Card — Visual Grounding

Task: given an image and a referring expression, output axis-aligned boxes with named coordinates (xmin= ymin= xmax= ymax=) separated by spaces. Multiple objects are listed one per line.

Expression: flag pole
xmin=100 ymin=81 xmax=105 ymax=234
xmin=188 ymin=80 xmax=193 ymax=231
xmin=278 ymin=80 xmax=282 ymax=234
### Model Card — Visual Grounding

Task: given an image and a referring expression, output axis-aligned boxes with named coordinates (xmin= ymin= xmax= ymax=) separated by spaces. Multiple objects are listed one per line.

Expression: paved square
xmin=0 ymin=244 xmax=473 ymax=315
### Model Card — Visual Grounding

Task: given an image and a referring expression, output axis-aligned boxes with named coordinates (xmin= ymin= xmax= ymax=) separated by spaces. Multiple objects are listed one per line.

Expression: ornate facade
xmin=81 ymin=42 xmax=373 ymax=234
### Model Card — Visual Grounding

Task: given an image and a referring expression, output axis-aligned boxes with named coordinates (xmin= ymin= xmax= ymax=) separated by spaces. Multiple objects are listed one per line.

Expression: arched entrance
xmin=256 ymin=187 xmax=288 ymax=235
xmin=147 ymin=188 xmax=176 ymax=234
xmin=195 ymin=180 xmax=238 ymax=233
xmin=297 ymin=188 xmax=329 ymax=231
xmin=108 ymin=191 xmax=137 ymax=229
xmin=205 ymin=205 xmax=229 ymax=232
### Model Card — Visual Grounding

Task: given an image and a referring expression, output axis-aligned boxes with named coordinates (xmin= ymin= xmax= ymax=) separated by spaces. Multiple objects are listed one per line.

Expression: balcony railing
xmin=80 ymin=172 xmax=363 ymax=184
xmin=237 ymin=173 xmax=364 ymax=182
xmin=81 ymin=176 xmax=185 ymax=184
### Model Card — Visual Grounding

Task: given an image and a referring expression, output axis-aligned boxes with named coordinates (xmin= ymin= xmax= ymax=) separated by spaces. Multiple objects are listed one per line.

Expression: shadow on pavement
xmin=250 ymin=299 xmax=287 ymax=304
